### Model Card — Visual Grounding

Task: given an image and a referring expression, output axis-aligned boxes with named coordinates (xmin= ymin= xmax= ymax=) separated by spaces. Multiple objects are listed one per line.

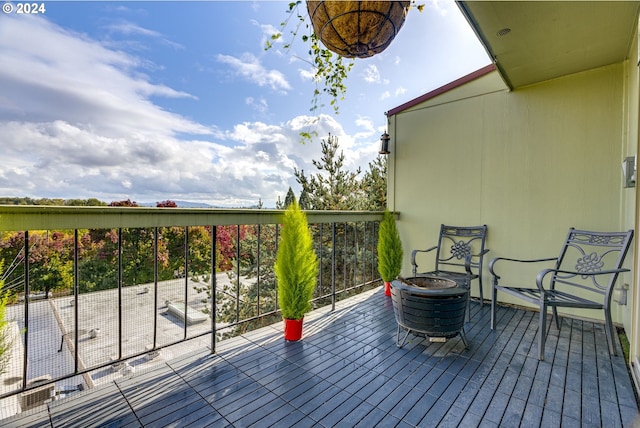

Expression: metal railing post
xmin=235 ymin=225 xmax=240 ymax=323
xmin=275 ymin=224 xmax=279 ymax=312
xmin=257 ymin=224 xmax=261 ymax=317
xmin=331 ymin=223 xmax=336 ymax=311
xmin=118 ymin=228 xmax=123 ymax=360
xmin=73 ymin=229 xmax=79 ymax=373
xmin=211 ymin=226 xmax=217 ymax=353
xmin=22 ymin=231 xmax=29 ymax=389
xmin=153 ymin=227 xmax=159 ymax=350
xmin=344 ymin=222 xmax=348 ymax=291
xmin=183 ymin=226 xmax=189 ymax=339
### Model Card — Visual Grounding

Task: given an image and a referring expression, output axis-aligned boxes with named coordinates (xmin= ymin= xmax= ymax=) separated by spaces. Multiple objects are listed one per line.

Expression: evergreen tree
xmin=361 ymin=156 xmax=387 ymax=211
xmin=294 ymin=135 xmax=363 ymax=210
xmin=290 ymin=134 xmax=388 ymax=302
xmin=284 ymin=187 xmax=296 ymax=208
xmin=299 ymin=189 xmax=310 ymax=210
xmin=378 ymin=209 xmax=403 ymax=282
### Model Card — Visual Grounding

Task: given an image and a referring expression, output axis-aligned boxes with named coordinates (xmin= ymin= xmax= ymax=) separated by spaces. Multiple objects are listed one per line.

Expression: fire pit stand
xmin=391 ymin=276 xmax=469 ymax=349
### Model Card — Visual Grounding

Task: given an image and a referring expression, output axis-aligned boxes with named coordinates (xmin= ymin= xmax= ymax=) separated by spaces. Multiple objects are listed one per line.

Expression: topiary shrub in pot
xmin=275 ymin=201 xmax=319 ymax=341
xmin=378 ymin=209 xmax=403 ymax=296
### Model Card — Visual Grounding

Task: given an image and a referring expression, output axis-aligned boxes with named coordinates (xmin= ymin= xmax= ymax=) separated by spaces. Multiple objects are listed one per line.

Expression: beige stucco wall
xmin=388 ymin=62 xmax=634 ymax=324
xmin=624 ymin=26 xmax=640 ymax=344
xmin=626 ymin=26 xmax=640 ymax=362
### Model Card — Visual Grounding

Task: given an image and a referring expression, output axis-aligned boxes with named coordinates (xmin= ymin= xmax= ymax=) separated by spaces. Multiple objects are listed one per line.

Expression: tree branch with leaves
xmin=265 ymin=1 xmax=354 ymax=141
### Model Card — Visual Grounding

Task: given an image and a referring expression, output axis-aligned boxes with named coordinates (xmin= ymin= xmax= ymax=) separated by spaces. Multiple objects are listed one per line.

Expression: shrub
xmin=378 ymin=209 xmax=403 ymax=282
xmin=275 ymin=202 xmax=319 ymax=320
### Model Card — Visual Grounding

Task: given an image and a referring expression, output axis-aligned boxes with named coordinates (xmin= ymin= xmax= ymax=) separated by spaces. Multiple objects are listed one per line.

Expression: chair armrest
xmin=489 ymin=256 xmax=557 ymax=280
xmin=535 ymin=267 xmax=631 ymax=291
xmin=410 ymin=246 xmax=437 ymax=268
xmin=464 ymin=248 xmax=490 ymax=274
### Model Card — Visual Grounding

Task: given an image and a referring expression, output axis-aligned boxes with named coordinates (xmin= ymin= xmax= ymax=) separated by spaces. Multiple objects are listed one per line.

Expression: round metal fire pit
xmin=396 ymin=276 xmax=457 ymax=290
xmin=391 ymin=276 xmax=469 ymax=349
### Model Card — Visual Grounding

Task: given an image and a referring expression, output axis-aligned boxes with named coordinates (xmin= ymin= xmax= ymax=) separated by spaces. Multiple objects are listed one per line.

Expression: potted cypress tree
xmin=378 ymin=209 xmax=403 ymax=296
xmin=275 ymin=201 xmax=319 ymax=341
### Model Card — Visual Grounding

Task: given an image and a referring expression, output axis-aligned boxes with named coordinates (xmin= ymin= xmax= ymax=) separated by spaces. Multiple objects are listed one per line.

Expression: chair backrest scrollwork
xmin=435 ymin=224 xmax=488 ymax=273
xmin=551 ymin=228 xmax=634 ymax=295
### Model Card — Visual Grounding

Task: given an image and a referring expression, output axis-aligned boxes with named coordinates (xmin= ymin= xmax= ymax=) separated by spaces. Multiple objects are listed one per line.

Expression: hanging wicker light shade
xmin=306 ymin=1 xmax=411 ymax=59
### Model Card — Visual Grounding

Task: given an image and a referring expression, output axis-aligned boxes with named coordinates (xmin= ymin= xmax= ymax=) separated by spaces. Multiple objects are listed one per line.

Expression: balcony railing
xmin=0 ymin=206 xmax=383 ymax=413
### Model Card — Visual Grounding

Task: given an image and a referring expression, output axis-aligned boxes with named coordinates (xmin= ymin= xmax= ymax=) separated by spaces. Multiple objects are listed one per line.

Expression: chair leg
xmin=396 ymin=325 xmax=410 ymax=348
xmin=465 ymin=290 xmax=471 ymax=324
xmin=459 ymin=327 xmax=470 ymax=350
xmin=491 ymin=285 xmax=497 ymax=330
xmin=538 ymin=301 xmax=547 ymax=361
xmin=604 ymin=304 xmax=618 ymax=356
xmin=477 ymin=277 xmax=484 ymax=308
xmin=552 ymin=307 xmax=561 ymax=330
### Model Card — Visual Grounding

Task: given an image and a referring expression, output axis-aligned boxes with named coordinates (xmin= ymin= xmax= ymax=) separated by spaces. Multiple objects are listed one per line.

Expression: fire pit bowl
xmin=391 ymin=276 xmax=469 ymax=349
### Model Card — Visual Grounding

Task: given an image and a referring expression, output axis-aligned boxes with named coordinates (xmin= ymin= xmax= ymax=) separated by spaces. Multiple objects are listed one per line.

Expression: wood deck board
xmin=2 ymin=289 xmax=639 ymax=427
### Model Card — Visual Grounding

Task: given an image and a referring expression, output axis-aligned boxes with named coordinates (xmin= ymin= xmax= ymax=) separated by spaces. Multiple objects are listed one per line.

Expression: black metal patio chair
xmin=489 ymin=227 xmax=634 ymax=361
xmin=410 ymin=224 xmax=489 ymax=322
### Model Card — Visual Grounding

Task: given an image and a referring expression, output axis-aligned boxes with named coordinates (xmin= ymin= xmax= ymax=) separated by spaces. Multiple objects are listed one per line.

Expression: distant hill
xmin=0 ymin=197 xmax=256 ymax=209
xmin=0 ymin=197 xmax=107 ymax=206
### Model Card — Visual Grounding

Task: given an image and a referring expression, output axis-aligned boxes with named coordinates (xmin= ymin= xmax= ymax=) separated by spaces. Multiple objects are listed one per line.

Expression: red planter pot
xmin=283 ymin=318 xmax=304 ymax=341
xmin=384 ymin=281 xmax=392 ymax=297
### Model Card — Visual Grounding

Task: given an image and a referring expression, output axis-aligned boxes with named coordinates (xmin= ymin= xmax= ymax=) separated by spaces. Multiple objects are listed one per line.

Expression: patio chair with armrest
xmin=411 ymin=224 xmax=489 ymax=323
xmin=489 ymin=228 xmax=634 ymax=361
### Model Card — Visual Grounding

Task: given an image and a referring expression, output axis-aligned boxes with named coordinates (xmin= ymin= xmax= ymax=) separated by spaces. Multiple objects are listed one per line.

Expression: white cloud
xmin=217 ymin=53 xmax=291 ymax=92
xmin=253 ymin=19 xmax=282 ymax=49
xmin=0 ymin=13 xmax=382 ymax=208
xmin=299 ymin=68 xmax=316 ymax=81
xmin=355 ymin=117 xmax=374 ymax=131
xmin=246 ymin=96 xmax=269 ymax=114
xmin=105 ymin=21 xmax=185 ymax=50
xmin=353 ymin=117 xmax=377 ymax=140
xmin=380 ymin=91 xmax=391 ymax=101
xmin=363 ymin=64 xmax=381 ymax=84
xmin=0 ymin=14 xmax=204 ymax=139
xmin=395 ymin=87 xmax=407 ymax=96
xmin=107 ymin=22 xmax=161 ymax=38
xmin=428 ymin=0 xmax=450 ymax=17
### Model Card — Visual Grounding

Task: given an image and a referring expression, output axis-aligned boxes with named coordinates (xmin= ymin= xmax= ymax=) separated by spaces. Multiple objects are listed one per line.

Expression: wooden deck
xmin=4 ymin=288 xmax=639 ymax=427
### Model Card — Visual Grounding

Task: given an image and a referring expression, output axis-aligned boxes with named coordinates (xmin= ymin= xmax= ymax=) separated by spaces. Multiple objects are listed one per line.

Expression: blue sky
xmin=0 ymin=1 xmax=490 ymax=207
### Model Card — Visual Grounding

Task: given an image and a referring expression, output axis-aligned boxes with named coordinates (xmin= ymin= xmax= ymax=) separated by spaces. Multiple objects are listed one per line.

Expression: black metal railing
xmin=0 ymin=206 xmax=383 ymax=410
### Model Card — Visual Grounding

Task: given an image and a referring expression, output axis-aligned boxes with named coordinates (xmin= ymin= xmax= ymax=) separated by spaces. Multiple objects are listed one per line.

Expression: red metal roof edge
xmin=385 ymin=63 xmax=496 ymax=117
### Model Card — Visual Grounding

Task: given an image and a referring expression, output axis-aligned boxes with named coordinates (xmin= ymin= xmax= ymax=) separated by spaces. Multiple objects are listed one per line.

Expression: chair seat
xmin=496 ymin=285 xmax=603 ymax=309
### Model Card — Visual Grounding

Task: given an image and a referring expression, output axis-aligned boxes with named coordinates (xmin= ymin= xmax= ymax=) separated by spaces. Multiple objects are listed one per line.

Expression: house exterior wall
xmin=625 ymin=23 xmax=640 ymax=369
xmin=388 ymin=62 xmax=633 ymax=324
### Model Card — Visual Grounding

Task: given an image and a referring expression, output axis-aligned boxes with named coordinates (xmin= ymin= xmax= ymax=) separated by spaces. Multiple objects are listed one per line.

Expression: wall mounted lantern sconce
xmin=379 ymin=132 xmax=390 ymax=155
xmin=623 ymin=155 xmax=636 ymax=188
